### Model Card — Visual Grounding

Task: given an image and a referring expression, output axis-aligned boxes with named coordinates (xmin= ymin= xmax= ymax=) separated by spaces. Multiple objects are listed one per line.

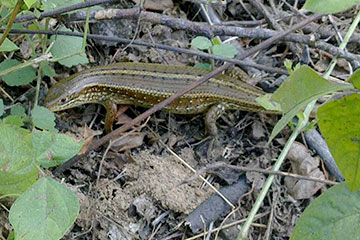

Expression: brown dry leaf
xmin=78 ymin=136 xmax=94 ymax=155
xmin=245 ymin=159 xmax=266 ymax=197
xmin=116 ymin=105 xmax=130 ymax=118
xmin=110 ymin=132 xmax=145 ymax=152
xmin=78 ymin=125 xmax=102 ymax=155
xmin=115 ymin=113 xmax=133 ymax=125
xmin=106 ymin=152 xmax=136 ymax=169
xmin=83 ymin=124 xmax=102 ymax=139
xmin=285 ymin=141 xmax=325 ymax=199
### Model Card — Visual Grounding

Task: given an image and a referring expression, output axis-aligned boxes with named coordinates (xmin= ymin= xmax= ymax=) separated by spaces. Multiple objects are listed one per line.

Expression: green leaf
xmin=291 ymin=183 xmax=360 ymax=239
xmin=0 ymin=99 xmax=4 ymax=117
xmin=0 ymin=121 xmax=38 ymax=195
xmin=211 ymin=43 xmax=237 ymax=58
xmin=318 ymin=94 xmax=360 ymax=192
xmin=256 ymin=94 xmax=282 ymax=112
xmin=194 ymin=63 xmax=211 ymax=71
xmin=9 ymin=177 xmax=80 ymax=240
xmin=43 ymin=62 xmax=56 ymax=78
xmin=348 ymin=68 xmax=360 ymax=90
xmin=0 ymin=163 xmax=37 ymax=196
xmin=31 ymin=106 xmax=57 ymax=132
xmin=7 ymin=231 xmax=15 ymax=240
xmin=272 ymin=66 xmax=352 ymax=113
xmin=0 ymin=35 xmax=19 ymax=52
xmin=11 ymin=23 xmax=25 ymax=30
xmin=211 ymin=37 xmax=221 ymax=45
xmin=284 ymin=59 xmax=300 ymax=73
xmin=42 ymin=0 xmax=83 ymax=11
xmin=33 ymin=8 xmax=41 ymax=18
xmin=0 ymin=59 xmax=36 ymax=86
xmin=10 ymin=105 xmax=25 ymax=116
xmin=31 ymin=130 xmax=83 ymax=168
xmin=284 ymin=59 xmax=293 ymax=73
xmin=0 ymin=0 xmax=17 ymax=8
xmin=303 ymin=0 xmax=360 ymax=14
xmin=50 ymin=27 xmax=89 ymax=67
xmin=269 ymin=66 xmax=353 ymax=142
xmin=3 ymin=115 xmax=24 ymax=127
xmin=191 ymin=36 xmax=212 ymax=50
xmin=24 ymin=0 xmax=38 ymax=8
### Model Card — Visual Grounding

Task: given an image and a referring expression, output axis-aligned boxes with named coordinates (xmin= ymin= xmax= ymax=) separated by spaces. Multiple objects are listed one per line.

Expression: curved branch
xmin=2 ymin=28 xmax=289 ymax=75
xmin=65 ymin=8 xmax=360 ymax=63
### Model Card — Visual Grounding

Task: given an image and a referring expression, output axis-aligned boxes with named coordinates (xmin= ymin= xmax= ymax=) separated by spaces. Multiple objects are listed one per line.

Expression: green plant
xmin=191 ymin=36 xmax=237 ymax=70
xmin=0 ymin=0 xmax=89 ymax=239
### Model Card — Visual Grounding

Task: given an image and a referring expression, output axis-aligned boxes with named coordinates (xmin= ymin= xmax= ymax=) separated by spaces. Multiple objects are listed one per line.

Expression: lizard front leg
xmin=103 ymin=101 xmax=118 ymax=133
xmin=205 ymin=103 xmax=227 ymax=137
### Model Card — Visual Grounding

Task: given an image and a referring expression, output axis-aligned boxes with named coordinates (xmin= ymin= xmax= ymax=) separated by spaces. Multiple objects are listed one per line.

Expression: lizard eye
xmin=60 ymin=97 xmax=68 ymax=104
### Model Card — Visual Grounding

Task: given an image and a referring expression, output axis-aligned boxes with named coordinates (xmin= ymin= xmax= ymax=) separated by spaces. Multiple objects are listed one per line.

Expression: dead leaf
xmin=251 ymin=120 xmax=265 ymax=140
xmin=110 ymin=132 xmax=145 ymax=152
xmin=79 ymin=125 xmax=102 ymax=155
xmin=285 ymin=141 xmax=325 ymax=199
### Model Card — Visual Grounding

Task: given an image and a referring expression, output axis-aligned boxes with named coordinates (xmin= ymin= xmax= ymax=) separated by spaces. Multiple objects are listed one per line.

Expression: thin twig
xmin=65 ymin=8 xmax=360 ymax=62
xmin=198 ymin=162 xmax=338 ymax=185
xmin=2 ymin=29 xmax=289 ymax=75
xmin=13 ymin=0 xmax=121 ymax=23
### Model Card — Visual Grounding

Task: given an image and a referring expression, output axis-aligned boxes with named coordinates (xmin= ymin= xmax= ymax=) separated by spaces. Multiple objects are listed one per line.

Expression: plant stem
xmin=0 ymin=53 xmax=52 ymax=78
xmin=237 ymin=102 xmax=313 ymax=240
xmin=324 ymin=11 xmax=360 ymax=79
xmin=34 ymin=19 xmax=50 ymax=108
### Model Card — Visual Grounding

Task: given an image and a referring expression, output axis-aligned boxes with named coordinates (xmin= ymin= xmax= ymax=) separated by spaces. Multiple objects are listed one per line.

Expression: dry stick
xmin=66 ymin=8 xmax=360 ymax=62
xmin=2 ymin=29 xmax=288 ymax=75
xmin=196 ymin=162 xmax=337 ymax=185
xmin=71 ymin=7 xmax=309 ymax=41
xmin=5 ymin=9 xmax=360 ymax=62
xmin=265 ymin=194 xmax=275 ymax=240
xmin=53 ymin=13 xmax=321 ymax=175
xmin=0 ymin=0 xmax=22 ymax=47
xmin=13 ymin=0 xmax=121 ymax=23
xmin=12 ymin=0 xmax=360 ymax=46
